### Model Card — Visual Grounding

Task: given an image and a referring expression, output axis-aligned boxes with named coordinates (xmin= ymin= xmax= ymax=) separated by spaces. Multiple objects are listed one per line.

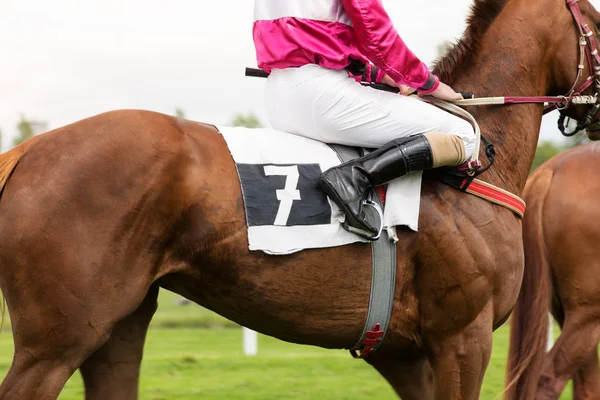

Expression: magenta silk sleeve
xmin=341 ymin=0 xmax=435 ymax=88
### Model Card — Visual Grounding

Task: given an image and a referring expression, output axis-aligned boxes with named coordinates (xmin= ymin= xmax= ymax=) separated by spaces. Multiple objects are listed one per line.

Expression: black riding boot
xmin=319 ymin=134 xmax=434 ymax=238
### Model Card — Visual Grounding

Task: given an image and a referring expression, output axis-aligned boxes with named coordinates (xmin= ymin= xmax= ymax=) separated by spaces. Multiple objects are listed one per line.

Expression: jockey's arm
xmin=340 ymin=0 xmax=439 ymax=93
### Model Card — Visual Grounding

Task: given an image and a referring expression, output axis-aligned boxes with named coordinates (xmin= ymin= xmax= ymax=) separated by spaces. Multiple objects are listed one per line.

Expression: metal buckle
xmin=349 ymin=323 xmax=385 ymax=359
xmin=557 ymin=95 xmax=571 ymax=110
xmin=458 ymin=159 xmax=483 ymax=176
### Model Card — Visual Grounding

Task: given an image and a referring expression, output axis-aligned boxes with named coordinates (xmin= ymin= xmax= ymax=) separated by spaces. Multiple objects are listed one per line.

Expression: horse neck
xmin=452 ymin=1 xmax=557 ymax=196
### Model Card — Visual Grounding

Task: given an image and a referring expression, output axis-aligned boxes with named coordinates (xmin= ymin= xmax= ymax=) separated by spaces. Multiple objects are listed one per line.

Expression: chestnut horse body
xmin=506 ymin=143 xmax=600 ymax=400
xmin=0 ymin=0 xmax=598 ymax=399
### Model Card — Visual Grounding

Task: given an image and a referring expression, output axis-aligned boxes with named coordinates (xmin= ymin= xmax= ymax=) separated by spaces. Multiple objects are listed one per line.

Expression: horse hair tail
xmin=0 ymin=139 xmax=38 ymax=332
xmin=0 ymin=141 xmax=33 ymax=195
xmin=503 ymin=167 xmax=554 ymax=400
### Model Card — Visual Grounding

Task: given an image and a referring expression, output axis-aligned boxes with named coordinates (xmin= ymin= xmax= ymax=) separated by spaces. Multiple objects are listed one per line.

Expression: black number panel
xmin=236 ymin=163 xmax=332 ymax=227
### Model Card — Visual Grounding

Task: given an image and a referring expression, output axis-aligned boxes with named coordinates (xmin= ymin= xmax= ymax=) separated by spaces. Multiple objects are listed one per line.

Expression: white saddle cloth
xmin=218 ymin=125 xmax=422 ymax=254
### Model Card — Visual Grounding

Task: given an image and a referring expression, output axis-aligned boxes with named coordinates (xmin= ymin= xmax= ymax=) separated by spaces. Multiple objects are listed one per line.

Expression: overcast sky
xmin=0 ymin=0 xmax=596 ymax=149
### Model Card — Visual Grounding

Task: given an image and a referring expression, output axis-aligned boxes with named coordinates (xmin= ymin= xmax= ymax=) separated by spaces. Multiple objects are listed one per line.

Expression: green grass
xmin=149 ymin=291 xmax=239 ymax=330
xmin=0 ymin=290 xmax=574 ymax=399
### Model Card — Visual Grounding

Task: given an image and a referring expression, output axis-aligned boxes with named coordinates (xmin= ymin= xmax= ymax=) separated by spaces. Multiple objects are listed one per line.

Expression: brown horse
xmin=0 ymin=0 xmax=598 ymax=399
xmin=506 ymin=143 xmax=600 ymax=400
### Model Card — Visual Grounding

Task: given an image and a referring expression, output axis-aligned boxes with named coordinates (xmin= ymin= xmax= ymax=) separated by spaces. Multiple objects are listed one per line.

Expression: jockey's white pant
xmin=265 ymin=64 xmax=476 ymax=160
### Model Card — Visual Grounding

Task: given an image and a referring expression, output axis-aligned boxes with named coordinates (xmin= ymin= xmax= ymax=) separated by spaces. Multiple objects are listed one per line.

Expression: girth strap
xmin=328 ymin=144 xmax=397 ymax=359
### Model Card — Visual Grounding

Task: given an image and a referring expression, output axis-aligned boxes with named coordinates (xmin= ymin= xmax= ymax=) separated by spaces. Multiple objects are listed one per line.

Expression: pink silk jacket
xmin=253 ymin=0 xmax=439 ymax=91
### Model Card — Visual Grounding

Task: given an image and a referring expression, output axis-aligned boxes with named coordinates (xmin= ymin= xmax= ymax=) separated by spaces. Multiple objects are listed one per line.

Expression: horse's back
xmin=0 ymin=109 xmax=223 ymax=215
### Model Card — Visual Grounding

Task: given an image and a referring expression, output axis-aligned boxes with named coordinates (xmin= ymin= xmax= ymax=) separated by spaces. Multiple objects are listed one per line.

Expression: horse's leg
xmin=0 ymin=283 xmax=155 ymax=400
xmin=366 ymin=352 xmax=434 ymax=400
xmin=79 ymin=285 xmax=159 ymax=400
xmin=426 ymin=306 xmax=493 ymax=400
xmin=537 ymin=315 xmax=600 ymax=400
xmin=0 ymin=351 xmax=83 ymax=400
xmin=572 ymin=348 xmax=600 ymax=400
xmin=0 ymin=261 xmax=156 ymax=400
xmin=0 ymin=315 xmax=105 ymax=399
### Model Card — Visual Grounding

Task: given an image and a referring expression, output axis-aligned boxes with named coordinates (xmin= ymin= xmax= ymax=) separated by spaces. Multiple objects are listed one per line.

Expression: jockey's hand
xmin=421 ymin=81 xmax=464 ymax=101
xmin=398 ymin=85 xmax=416 ymax=96
xmin=381 ymin=74 xmax=415 ymax=96
xmin=381 ymin=74 xmax=398 ymax=88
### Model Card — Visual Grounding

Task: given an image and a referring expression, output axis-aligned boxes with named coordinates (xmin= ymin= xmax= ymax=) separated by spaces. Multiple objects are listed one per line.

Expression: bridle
xmin=452 ymin=0 xmax=600 ymax=136
xmin=556 ymin=0 xmax=600 ymax=135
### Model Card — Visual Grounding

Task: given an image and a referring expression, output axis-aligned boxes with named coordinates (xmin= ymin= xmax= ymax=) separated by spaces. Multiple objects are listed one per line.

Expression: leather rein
xmin=454 ymin=0 xmax=600 ymax=137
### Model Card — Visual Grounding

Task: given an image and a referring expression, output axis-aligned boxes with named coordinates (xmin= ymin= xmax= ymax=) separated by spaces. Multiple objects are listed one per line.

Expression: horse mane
xmin=433 ymin=0 xmax=510 ymax=84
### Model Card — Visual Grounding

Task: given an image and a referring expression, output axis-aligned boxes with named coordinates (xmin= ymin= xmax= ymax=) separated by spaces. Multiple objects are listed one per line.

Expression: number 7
xmin=263 ymin=165 xmax=301 ymax=226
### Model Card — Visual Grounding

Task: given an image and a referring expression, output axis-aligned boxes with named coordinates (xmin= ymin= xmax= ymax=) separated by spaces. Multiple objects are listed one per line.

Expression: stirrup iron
xmin=343 ymin=199 xmax=384 ymax=241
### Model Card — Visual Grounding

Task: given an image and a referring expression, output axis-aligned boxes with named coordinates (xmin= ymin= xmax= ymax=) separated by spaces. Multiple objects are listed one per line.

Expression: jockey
xmin=253 ymin=0 xmax=476 ymax=238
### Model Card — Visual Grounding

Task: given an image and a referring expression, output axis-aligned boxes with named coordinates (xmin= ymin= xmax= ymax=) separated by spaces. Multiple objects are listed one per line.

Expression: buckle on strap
xmin=350 ymin=323 xmax=385 ymax=359
xmin=458 ymin=160 xmax=483 ymax=176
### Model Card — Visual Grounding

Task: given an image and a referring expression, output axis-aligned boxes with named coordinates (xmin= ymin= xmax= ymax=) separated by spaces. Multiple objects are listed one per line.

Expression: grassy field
xmin=0 ymin=290 xmax=573 ymax=399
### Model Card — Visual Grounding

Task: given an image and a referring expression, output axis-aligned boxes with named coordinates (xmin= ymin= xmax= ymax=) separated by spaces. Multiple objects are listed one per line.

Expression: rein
xmin=455 ymin=0 xmax=600 ymax=136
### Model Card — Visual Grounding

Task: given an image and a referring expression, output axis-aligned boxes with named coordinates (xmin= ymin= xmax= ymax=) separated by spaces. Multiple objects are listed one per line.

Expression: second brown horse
xmin=506 ymin=142 xmax=600 ymax=400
